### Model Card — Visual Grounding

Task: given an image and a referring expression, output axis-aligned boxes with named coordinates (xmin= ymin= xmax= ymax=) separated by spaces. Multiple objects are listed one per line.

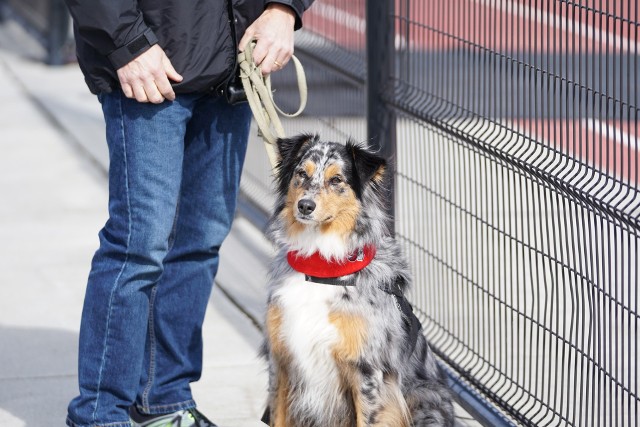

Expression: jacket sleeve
xmin=266 ymin=0 xmax=315 ymax=30
xmin=63 ymin=0 xmax=157 ymax=70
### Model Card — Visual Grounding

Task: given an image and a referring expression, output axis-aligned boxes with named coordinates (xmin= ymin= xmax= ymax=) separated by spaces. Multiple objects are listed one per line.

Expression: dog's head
xmin=271 ymin=134 xmax=388 ymax=256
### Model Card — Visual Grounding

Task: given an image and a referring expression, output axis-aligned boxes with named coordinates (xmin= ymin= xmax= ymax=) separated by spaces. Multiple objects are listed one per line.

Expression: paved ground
xmin=0 ymin=17 xmax=481 ymax=427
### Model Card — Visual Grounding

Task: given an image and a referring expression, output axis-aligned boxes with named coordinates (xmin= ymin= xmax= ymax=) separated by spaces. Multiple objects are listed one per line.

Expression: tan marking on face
xmin=282 ymin=181 xmax=307 ymax=238
xmin=324 ymin=163 xmax=342 ymax=182
xmin=304 ymin=160 xmax=316 ymax=178
xmin=329 ymin=312 xmax=367 ymax=361
xmin=318 ymin=162 xmax=359 ymax=237
xmin=317 ymin=186 xmax=360 ymax=238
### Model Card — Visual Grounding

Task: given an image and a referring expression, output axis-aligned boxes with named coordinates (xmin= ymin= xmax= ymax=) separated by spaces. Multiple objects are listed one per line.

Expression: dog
xmin=262 ymin=134 xmax=455 ymax=426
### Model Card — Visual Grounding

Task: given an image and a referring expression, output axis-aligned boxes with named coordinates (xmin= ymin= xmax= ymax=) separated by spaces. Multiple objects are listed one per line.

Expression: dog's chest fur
xmin=273 ymin=272 xmax=346 ymax=398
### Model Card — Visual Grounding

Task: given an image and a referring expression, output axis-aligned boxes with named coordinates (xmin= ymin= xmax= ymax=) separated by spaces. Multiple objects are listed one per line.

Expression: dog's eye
xmin=296 ymin=170 xmax=309 ymax=180
xmin=329 ymin=175 xmax=343 ymax=185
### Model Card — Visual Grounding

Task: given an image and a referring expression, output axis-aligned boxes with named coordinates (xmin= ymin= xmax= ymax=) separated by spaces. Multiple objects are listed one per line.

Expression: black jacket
xmin=64 ymin=0 xmax=313 ymax=94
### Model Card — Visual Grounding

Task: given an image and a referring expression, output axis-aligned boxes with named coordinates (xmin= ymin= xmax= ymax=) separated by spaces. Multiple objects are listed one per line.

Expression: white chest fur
xmin=272 ymin=272 xmax=345 ymax=413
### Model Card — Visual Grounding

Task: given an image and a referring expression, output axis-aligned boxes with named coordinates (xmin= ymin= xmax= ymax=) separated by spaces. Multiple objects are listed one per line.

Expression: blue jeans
xmin=66 ymin=92 xmax=252 ymax=427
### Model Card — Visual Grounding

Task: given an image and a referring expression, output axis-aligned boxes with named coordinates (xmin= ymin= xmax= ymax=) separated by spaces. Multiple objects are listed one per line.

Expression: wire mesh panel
xmin=392 ymin=1 xmax=638 ymax=425
xmin=238 ymin=0 xmax=638 ymax=425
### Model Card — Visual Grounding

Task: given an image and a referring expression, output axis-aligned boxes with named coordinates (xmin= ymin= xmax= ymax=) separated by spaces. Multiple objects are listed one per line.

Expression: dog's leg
xmin=404 ymin=380 xmax=455 ymax=427
xmin=352 ymin=364 xmax=411 ymax=427
xmin=269 ymin=366 xmax=291 ymax=427
xmin=330 ymin=311 xmax=411 ymax=426
xmin=404 ymin=338 xmax=455 ymax=426
xmin=266 ymin=305 xmax=292 ymax=427
xmin=329 ymin=312 xmax=372 ymax=427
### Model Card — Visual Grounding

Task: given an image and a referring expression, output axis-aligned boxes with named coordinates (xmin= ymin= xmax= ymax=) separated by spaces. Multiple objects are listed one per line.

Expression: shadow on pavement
xmin=0 ymin=325 xmax=78 ymax=426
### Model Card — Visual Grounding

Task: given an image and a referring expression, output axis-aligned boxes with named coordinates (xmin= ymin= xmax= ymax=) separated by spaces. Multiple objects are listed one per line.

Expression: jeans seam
xmin=141 ymin=285 xmax=158 ymax=408
xmin=136 ymin=399 xmax=196 ymax=415
xmin=167 ymin=192 xmax=180 ymax=252
xmin=92 ymin=92 xmax=133 ymax=422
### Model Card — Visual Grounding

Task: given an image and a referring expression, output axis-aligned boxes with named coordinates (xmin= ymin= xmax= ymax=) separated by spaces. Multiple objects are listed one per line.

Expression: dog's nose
xmin=298 ymin=199 xmax=316 ymax=215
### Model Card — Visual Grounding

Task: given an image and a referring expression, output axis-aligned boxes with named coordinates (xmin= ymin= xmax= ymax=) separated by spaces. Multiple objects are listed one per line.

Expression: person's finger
xmin=260 ymin=56 xmax=278 ymax=74
xmin=155 ymin=73 xmax=176 ymax=101
xmin=132 ymin=84 xmax=149 ymax=103
xmin=142 ymin=77 xmax=164 ymax=104
xmin=238 ymin=28 xmax=255 ymax=52
xmin=117 ymin=45 xmax=183 ymax=104
xmin=121 ymin=82 xmax=134 ymax=99
xmin=158 ymin=57 xmax=180 ymax=101
xmin=260 ymin=46 xmax=288 ymax=75
xmin=162 ymin=54 xmax=183 ymax=83
xmin=252 ymin=38 xmax=272 ymax=68
xmin=274 ymin=54 xmax=290 ymax=69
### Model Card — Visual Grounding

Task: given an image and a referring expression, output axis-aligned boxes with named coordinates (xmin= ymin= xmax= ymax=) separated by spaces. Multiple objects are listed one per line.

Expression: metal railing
xmin=240 ymin=1 xmax=638 ymax=425
xmin=1 ymin=0 xmax=70 ymax=64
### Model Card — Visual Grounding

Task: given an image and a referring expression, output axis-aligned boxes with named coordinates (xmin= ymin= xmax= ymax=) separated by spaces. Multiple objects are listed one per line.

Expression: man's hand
xmin=239 ymin=4 xmax=297 ymax=75
xmin=117 ymin=44 xmax=183 ymax=103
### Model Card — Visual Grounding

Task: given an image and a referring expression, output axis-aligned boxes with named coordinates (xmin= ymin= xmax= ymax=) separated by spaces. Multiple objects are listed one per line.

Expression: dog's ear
xmin=346 ymin=140 xmax=387 ymax=197
xmin=275 ymin=134 xmax=317 ymax=194
xmin=276 ymin=134 xmax=315 ymax=163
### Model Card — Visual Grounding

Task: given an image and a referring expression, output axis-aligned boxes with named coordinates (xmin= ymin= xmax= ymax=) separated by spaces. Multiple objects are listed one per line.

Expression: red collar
xmin=287 ymin=245 xmax=377 ymax=278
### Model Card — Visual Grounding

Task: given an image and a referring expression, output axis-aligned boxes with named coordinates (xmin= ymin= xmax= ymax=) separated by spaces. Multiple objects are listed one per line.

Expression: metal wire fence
xmin=240 ymin=1 xmax=639 ymax=425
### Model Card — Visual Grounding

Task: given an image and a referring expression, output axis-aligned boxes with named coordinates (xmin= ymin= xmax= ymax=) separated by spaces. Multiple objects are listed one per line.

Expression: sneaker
xmin=129 ymin=406 xmax=218 ymax=427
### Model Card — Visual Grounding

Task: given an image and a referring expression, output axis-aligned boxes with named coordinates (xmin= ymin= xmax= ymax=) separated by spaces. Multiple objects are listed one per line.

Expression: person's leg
xmin=67 ymin=92 xmax=198 ymax=427
xmin=134 ymin=96 xmax=252 ymax=414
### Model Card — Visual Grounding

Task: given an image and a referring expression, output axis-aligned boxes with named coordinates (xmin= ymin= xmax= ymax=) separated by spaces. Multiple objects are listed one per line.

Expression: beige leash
xmin=237 ymin=41 xmax=307 ymax=171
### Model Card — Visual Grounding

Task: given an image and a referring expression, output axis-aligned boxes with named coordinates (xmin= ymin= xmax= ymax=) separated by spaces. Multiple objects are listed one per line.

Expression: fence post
xmin=47 ymin=0 xmax=69 ymax=65
xmin=366 ymin=0 xmax=396 ymax=230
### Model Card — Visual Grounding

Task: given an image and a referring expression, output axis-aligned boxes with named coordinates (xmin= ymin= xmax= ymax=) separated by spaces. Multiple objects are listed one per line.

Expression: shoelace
xmin=186 ymin=409 xmax=209 ymax=427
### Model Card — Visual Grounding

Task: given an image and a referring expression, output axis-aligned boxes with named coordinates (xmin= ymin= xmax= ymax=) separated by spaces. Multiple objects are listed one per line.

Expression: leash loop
xmin=238 ymin=40 xmax=307 ymax=170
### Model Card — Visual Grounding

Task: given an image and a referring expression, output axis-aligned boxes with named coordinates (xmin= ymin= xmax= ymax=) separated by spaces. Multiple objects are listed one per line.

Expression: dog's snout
xmin=298 ymin=199 xmax=316 ymax=215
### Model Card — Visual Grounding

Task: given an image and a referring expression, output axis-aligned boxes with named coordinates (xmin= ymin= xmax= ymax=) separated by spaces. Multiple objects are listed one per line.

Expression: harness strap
xmin=383 ymin=277 xmax=422 ymax=355
xmin=237 ymin=40 xmax=307 ymax=171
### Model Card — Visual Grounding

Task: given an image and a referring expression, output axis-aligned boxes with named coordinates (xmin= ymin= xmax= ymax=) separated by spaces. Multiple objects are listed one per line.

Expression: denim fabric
xmin=66 ymin=92 xmax=252 ymax=427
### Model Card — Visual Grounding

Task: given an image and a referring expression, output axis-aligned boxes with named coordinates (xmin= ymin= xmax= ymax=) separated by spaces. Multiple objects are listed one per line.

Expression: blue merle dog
xmin=262 ymin=134 xmax=455 ymax=426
